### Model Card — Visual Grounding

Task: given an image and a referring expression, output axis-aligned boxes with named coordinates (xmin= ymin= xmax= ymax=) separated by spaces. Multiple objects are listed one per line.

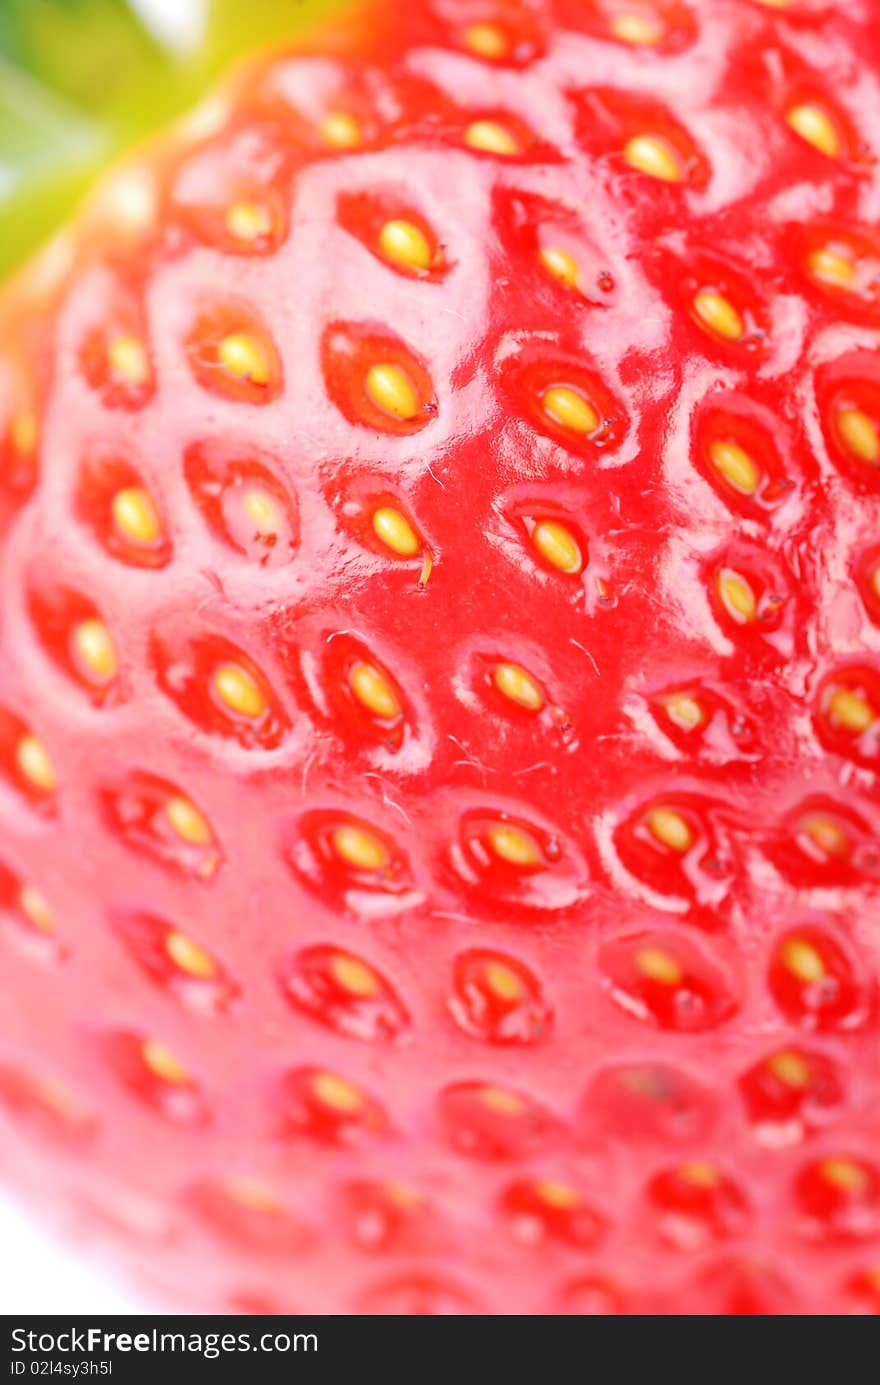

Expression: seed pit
xmin=437 ymin=1080 xmax=557 ymax=1160
xmin=795 ymin=223 xmax=880 ymax=320
xmin=816 ymin=354 xmax=880 ymax=487
xmin=599 ymin=931 xmax=738 ymax=1032
xmin=337 ymin=193 xmax=445 ymax=278
xmin=278 ymin=1065 xmax=388 ymax=1144
xmin=576 ymin=88 xmax=708 ymax=189
xmin=450 ymin=948 xmax=551 ymax=1044
xmin=0 ymin=1066 xmax=94 ymax=1144
xmin=693 ymin=393 xmax=791 ymax=512
xmin=320 ymin=633 xmax=409 ymax=750
xmin=739 ymin=1045 xmax=843 ymax=1139
xmin=584 ymin=1062 xmax=715 ymax=1144
xmin=290 ymin=810 xmax=412 ymax=901
xmin=187 ymin=307 xmax=282 ymax=403
xmin=322 ymin=323 xmax=436 ymax=434
xmin=815 ymin=665 xmax=880 ymax=765
xmin=769 ymin=925 xmax=870 ymax=1032
xmin=189 ymin=1181 xmax=309 ymax=1252
xmin=279 ymin=944 xmax=409 ymax=1040
xmin=0 ymin=861 xmax=65 ymax=964
xmin=509 ymin=356 xmax=625 ymax=454
xmin=103 ymin=772 xmax=222 ymax=879
xmin=113 ymin=912 xmax=235 ymax=1014
xmin=0 ymin=707 xmax=58 ymax=810
xmin=154 ymin=634 xmax=288 ymax=748
xmin=28 ymin=586 xmax=122 ymax=704
xmin=184 ymin=441 xmax=298 ymax=566
xmin=107 ymin=1031 xmax=207 ymax=1125
xmin=77 ymin=456 xmax=170 ymax=568
xmin=80 ymin=318 xmax=154 ymax=410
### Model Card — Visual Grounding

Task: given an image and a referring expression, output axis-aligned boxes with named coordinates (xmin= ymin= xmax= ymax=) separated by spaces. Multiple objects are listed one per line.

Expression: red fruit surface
xmin=1 ymin=0 xmax=880 ymax=1316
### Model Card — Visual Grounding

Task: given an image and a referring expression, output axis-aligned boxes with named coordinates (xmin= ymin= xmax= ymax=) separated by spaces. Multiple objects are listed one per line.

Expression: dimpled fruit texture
xmin=0 ymin=0 xmax=880 ymax=1318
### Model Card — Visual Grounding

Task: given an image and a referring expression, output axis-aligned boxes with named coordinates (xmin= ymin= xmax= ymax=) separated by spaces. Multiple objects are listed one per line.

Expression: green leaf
xmin=0 ymin=0 xmax=347 ymax=282
xmin=0 ymin=0 xmax=170 ymax=119
xmin=201 ymin=0 xmax=345 ymax=67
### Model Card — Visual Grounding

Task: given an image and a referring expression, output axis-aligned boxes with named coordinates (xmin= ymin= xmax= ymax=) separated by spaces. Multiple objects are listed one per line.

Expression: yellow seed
xmin=11 ymin=411 xmax=37 ymax=454
xmin=635 ymin=946 xmax=684 ymax=986
xmin=622 ymin=1065 xmax=666 ymax=1097
xmin=332 ymin=823 xmax=390 ymax=872
xmin=312 ymin=1070 xmax=363 ymax=1113
xmin=492 ymin=662 xmax=545 ymax=712
xmin=541 ymin=385 xmax=599 ymax=435
xmin=385 ymin=1181 xmax=422 ymax=1208
xmin=463 ymin=22 xmax=508 ymax=59
xmin=464 ymin=119 xmax=520 ymax=156
xmin=242 ymin=487 xmax=282 ymax=535
xmin=717 ymin=569 xmax=758 ymax=624
xmin=802 ymin=815 xmax=848 ymax=858
xmin=820 ymin=1157 xmax=868 ymax=1192
xmin=681 ymin=1161 xmax=721 ymax=1187
xmin=646 ymin=806 xmax=693 ymax=853
xmin=112 ymin=487 xmax=161 ymax=546
xmin=365 ymin=363 xmax=420 ymax=421
xmin=535 ymin=1179 xmax=578 ymax=1209
xmin=165 ymin=930 xmax=216 ymax=980
xmin=780 ymin=937 xmax=826 ymax=984
xmin=487 ymin=823 xmax=543 ymax=867
xmin=708 ymin=438 xmax=760 ymax=494
xmin=225 ymin=200 xmax=274 ymax=242
xmin=212 ymin=663 xmax=267 ymax=719
xmin=623 ymin=134 xmax=681 ymax=182
xmin=610 ymin=11 xmax=663 ymax=45
xmin=378 ymin=219 xmax=433 ymax=271
xmin=321 ymin=111 xmax=361 ymax=148
xmin=34 ymin=1080 xmax=80 ymax=1120
xmin=828 ymin=686 xmax=874 ymax=733
xmin=662 ymin=691 xmax=706 ymax=731
xmin=372 ymin=506 xmax=420 ymax=557
xmin=15 ymin=734 xmax=56 ymax=792
xmin=108 ymin=334 xmax=149 ymax=385
xmin=481 ymin=1085 xmax=525 ymax=1115
xmin=484 ymin=960 xmax=524 ymax=1002
xmin=767 ymin=1049 xmax=811 ymax=1089
xmin=539 ymin=245 xmax=581 ymax=289
xmin=217 ymin=332 xmax=270 ymax=386
xmin=228 ymin=1180 xmax=279 ymax=1212
xmin=73 ymin=618 xmax=118 ymax=683
xmin=531 ymin=519 xmax=583 ymax=574
xmin=349 ymin=660 xmax=401 ymax=720
xmin=785 ymin=103 xmax=840 ymax=158
xmin=18 ymin=885 xmax=54 ymax=934
xmin=141 ymin=1039 xmax=189 ymax=1085
xmin=693 ymin=289 xmax=745 ymax=342
xmin=331 ymin=953 xmax=380 ymax=997
xmin=808 ymin=245 xmax=856 ymax=288
xmin=165 ymin=795 xmax=212 ymax=847
xmin=836 ymin=407 xmax=880 ymax=464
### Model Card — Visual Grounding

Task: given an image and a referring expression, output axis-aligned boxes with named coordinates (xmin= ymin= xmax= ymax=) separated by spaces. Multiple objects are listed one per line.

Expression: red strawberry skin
xmin=1 ymin=0 xmax=880 ymax=1315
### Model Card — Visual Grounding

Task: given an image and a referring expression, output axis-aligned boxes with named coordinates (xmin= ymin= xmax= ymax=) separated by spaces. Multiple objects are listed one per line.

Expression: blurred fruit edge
xmin=0 ymin=0 xmax=347 ymax=285
xmin=0 ymin=0 xmax=347 ymax=1313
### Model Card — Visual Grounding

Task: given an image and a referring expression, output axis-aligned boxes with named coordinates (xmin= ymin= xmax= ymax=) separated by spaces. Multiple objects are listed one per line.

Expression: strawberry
xmin=0 ymin=0 xmax=880 ymax=1316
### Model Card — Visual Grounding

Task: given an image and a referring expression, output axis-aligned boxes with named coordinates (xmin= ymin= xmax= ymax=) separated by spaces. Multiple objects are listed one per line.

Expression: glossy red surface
xmin=0 ymin=0 xmax=879 ymax=1314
